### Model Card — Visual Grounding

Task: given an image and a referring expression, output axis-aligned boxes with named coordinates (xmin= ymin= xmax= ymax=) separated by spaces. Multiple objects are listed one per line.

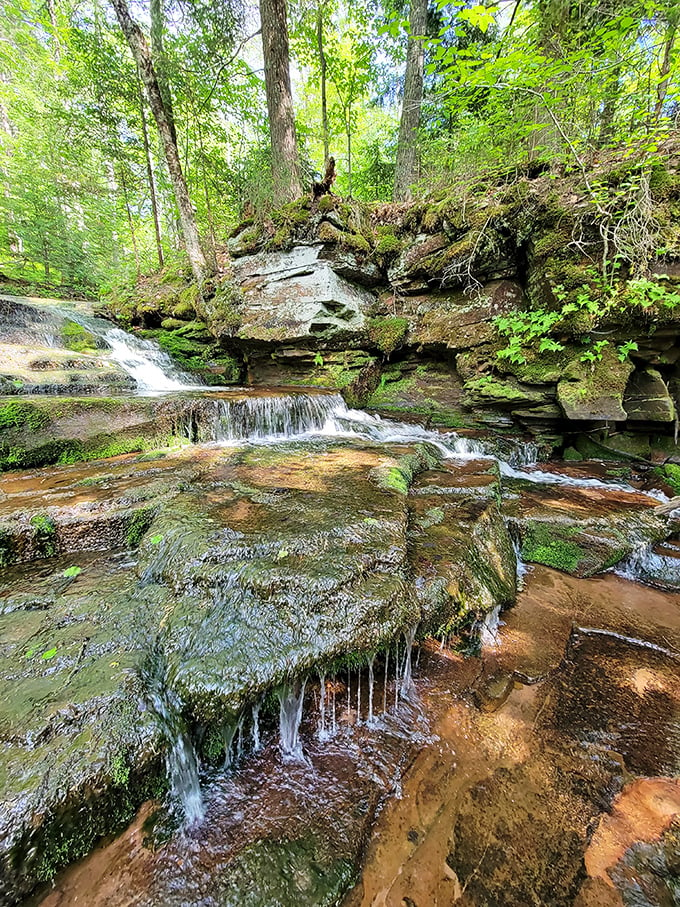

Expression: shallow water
xmin=26 ymin=565 xmax=680 ymax=907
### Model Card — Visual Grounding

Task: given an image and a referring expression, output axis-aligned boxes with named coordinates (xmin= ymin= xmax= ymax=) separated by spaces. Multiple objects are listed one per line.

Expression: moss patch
xmin=367 ymin=316 xmax=409 ymax=356
xmin=521 ymin=523 xmax=584 ymax=573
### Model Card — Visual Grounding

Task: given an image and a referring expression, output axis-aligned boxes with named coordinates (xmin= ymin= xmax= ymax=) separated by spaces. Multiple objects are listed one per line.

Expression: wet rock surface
xmin=1 ymin=434 xmax=520 ymax=903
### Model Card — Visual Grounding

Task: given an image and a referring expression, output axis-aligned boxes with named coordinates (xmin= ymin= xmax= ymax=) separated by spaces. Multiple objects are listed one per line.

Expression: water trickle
xmin=236 ymin=713 xmax=245 ymax=762
xmin=251 ymin=701 xmax=262 ymax=751
xmin=400 ymin=625 xmax=418 ymax=700
xmin=318 ymin=670 xmax=327 ymax=739
xmin=382 ymin=648 xmax=389 ymax=716
xmin=331 ymin=678 xmax=337 ymax=735
xmin=394 ymin=642 xmax=400 ymax=712
xmin=222 ymin=721 xmax=238 ymax=770
xmin=367 ymin=655 xmax=376 ymax=725
xmin=141 ymin=653 xmax=203 ymax=827
xmin=480 ymin=605 xmax=502 ymax=648
xmin=356 ymin=668 xmax=362 ymax=725
xmin=277 ymin=679 xmax=307 ymax=760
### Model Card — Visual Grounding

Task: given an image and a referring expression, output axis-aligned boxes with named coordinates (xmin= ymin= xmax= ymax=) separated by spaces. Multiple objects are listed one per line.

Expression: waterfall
xmin=103 ymin=327 xmax=197 ymax=393
xmin=394 ymin=641 xmax=400 ymax=711
xmin=400 ymin=625 xmax=417 ymax=699
xmin=277 ymin=679 xmax=307 ymax=760
xmin=212 ymin=393 xmax=345 ymax=442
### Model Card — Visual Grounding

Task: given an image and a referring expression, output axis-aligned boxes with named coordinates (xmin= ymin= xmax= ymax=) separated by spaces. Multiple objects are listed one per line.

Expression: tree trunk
xmin=654 ymin=9 xmax=678 ymax=123
xmin=109 ymin=0 xmax=211 ymax=287
xmin=149 ymin=0 xmax=177 ymax=145
xmin=119 ymin=165 xmax=141 ymax=278
xmin=137 ymin=71 xmax=164 ymax=269
xmin=316 ymin=5 xmax=329 ymax=165
xmin=259 ymin=0 xmax=302 ymax=204
xmin=393 ymin=0 xmax=428 ymax=201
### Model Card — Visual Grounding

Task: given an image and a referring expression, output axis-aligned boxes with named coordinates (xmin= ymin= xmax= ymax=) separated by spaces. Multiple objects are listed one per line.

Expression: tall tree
xmin=259 ymin=0 xmax=302 ymax=203
xmin=108 ymin=0 xmax=213 ymax=286
xmin=393 ymin=0 xmax=428 ymax=201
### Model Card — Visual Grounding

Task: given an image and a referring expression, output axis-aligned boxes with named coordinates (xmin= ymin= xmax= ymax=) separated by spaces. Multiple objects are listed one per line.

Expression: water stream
xmin=3 ymin=296 xmax=679 ymax=906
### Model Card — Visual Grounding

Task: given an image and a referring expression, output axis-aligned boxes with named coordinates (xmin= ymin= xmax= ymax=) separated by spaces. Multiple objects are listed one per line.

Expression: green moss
xmin=374 ymin=228 xmax=403 ymax=256
xmin=0 ymin=401 xmax=51 ymax=433
xmin=318 ymin=195 xmax=337 ymax=213
xmin=61 ymin=320 xmax=98 ymax=352
xmin=653 ymin=463 xmax=680 ymax=495
xmin=367 ymin=316 xmax=409 ymax=356
xmin=125 ymin=507 xmax=156 ymax=547
xmin=318 ymin=221 xmax=341 ymax=244
xmin=30 ymin=513 xmax=57 ymax=557
xmin=521 ymin=523 xmax=583 ymax=572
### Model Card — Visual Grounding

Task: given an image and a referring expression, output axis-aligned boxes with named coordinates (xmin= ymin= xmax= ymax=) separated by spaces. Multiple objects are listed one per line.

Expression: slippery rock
xmin=0 ymin=438 xmax=517 ymax=903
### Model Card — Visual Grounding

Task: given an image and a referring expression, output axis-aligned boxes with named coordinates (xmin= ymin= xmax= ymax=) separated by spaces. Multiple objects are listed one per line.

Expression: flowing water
xmin=3 ymin=296 xmax=680 ymax=906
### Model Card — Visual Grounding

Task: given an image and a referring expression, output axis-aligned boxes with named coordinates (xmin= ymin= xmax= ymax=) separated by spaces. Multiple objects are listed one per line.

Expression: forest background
xmin=0 ymin=0 xmax=677 ymax=299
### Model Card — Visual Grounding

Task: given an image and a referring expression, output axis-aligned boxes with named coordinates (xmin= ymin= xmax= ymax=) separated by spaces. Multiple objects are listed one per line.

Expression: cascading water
xmin=145 ymin=684 xmax=203 ymax=826
xmin=277 ymin=679 xmax=307 ymax=760
xmin=102 ymin=327 xmax=197 ymax=393
xmin=211 ymin=393 xmax=344 ymax=442
xmin=616 ymin=539 xmax=680 ymax=589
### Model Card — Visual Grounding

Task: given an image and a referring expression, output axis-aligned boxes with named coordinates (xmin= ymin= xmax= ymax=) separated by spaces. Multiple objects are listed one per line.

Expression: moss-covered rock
xmin=557 ymin=348 xmax=634 ymax=421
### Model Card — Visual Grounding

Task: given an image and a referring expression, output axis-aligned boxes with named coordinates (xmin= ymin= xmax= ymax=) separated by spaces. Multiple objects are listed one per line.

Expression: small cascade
xmin=616 ymin=540 xmax=680 ymax=590
xmin=144 ymin=680 xmax=203 ymax=826
xmin=212 ymin=393 xmax=345 ymax=442
xmin=394 ymin=641 xmax=400 ymax=712
xmin=103 ymin=327 xmax=197 ymax=393
xmin=252 ymin=701 xmax=262 ymax=751
xmin=277 ymin=679 xmax=307 ymax=760
xmin=400 ymin=626 xmax=418 ymax=700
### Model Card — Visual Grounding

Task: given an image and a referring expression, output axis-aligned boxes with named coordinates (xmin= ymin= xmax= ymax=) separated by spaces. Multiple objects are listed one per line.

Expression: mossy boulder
xmin=623 ymin=368 xmax=676 ymax=422
xmin=504 ymin=477 xmax=668 ymax=576
xmin=557 ymin=348 xmax=634 ymax=421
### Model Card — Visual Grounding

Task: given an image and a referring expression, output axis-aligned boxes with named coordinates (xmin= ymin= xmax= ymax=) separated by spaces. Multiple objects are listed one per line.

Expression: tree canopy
xmin=0 ymin=0 xmax=677 ymax=294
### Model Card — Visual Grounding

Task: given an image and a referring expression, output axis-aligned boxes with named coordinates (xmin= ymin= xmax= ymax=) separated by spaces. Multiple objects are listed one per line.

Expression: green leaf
xmin=41 ymin=648 xmax=57 ymax=660
xmin=62 ymin=565 xmax=82 ymax=578
xmin=150 ymin=535 xmax=164 ymax=545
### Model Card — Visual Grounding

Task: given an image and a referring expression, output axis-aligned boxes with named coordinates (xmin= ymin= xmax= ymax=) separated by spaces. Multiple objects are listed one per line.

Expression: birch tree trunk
xmin=393 ymin=0 xmax=427 ymax=202
xmin=109 ymin=0 xmax=212 ymax=286
xmin=259 ymin=0 xmax=302 ymax=204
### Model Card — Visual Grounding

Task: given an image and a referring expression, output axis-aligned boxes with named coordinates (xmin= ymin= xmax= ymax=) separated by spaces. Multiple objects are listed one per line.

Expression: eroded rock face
xmin=233 ymin=246 xmax=376 ymax=344
xmin=0 ymin=439 xmax=517 ymax=903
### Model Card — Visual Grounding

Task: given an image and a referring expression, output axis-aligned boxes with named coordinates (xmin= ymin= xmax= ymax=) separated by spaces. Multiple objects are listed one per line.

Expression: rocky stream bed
xmin=0 ymin=295 xmax=679 ymax=906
